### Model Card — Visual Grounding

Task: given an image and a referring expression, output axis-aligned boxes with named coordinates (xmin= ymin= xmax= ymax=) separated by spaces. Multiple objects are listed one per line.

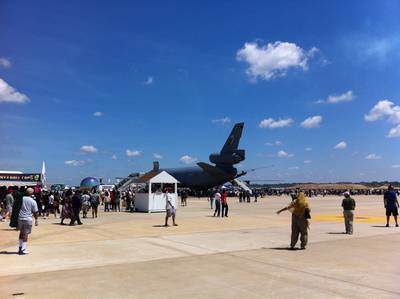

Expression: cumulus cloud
xmin=304 ymin=160 xmax=312 ymax=164
xmin=0 ymin=78 xmax=29 ymax=104
xmin=259 ymin=118 xmax=293 ymax=129
xmin=365 ymin=154 xmax=382 ymax=160
xmin=93 ymin=111 xmax=103 ymax=117
xmin=392 ymin=165 xmax=400 ymax=169
xmin=153 ymin=153 xmax=163 ymax=159
xmin=111 ymin=154 xmax=117 ymax=160
xmin=126 ymin=149 xmax=143 ymax=157
xmin=387 ymin=125 xmax=400 ymax=138
xmin=265 ymin=140 xmax=282 ymax=146
xmin=144 ymin=76 xmax=154 ymax=85
xmin=236 ymin=41 xmax=317 ymax=81
xmin=0 ymin=57 xmax=11 ymax=68
xmin=305 ymin=147 xmax=312 ymax=151
xmin=277 ymin=150 xmax=294 ymax=158
xmin=334 ymin=141 xmax=347 ymax=150
xmin=212 ymin=117 xmax=231 ymax=125
xmin=365 ymin=100 xmax=400 ymax=123
xmin=316 ymin=90 xmax=354 ymax=104
xmin=365 ymin=100 xmax=400 ymax=138
xmin=179 ymin=155 xmax=198 ymax=164
xmin=80 ymin=145 xmax=98 ymax=153
xmin=300 ymin=115 xmax=322 ymax=128
xmin=289 ymin=166 xmax=299 ymax=170
xmin=65 ymin=160 xmax=87 ymax=166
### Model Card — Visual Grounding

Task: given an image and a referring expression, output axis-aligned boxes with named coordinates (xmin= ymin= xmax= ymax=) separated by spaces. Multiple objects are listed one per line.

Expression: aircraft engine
xmin=209 ymin=150 xmax=245 ymax=165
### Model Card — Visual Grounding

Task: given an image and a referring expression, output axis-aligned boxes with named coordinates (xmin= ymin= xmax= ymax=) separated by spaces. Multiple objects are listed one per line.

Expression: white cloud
xmin=305 ymin=147 xmax=312 ymax=151
xmin=304 ymin=160 xmax=312 ymax=164
xmin=144 ymin=76 xmax=154 ymax=85
xmin=365 ymin=154 xmax=382 ymax=160
xmin=365 ymin=100 xmax=400 ymax=123
xmin=365 ymin=100 xmax=400 ymax=138
xmin=179 ymin=155 xmax=198 ymax=164
xmin=300 ymin=115 xmax=322 ymax=128
xmin=111 ymin=154 xmax=117 ymax=160
xmin=212 ymin=117 xmax=231 ymax=125
xmin=0 ymin=78 xmax=29 ymax=104
xmin=236 ymin=41 xmax=317 ymax=81
xmin=80 ymin=145 xmax=98 ymax=153
xmin=0 ymin=57 xmax=11 ymax=68
xmin=277 ymin=150 xmax=294 ymax=158
xmin=289 ymin=166 xmax=299 ymax=170
xmin=65 ymin=160 xmax=86 ymax=166
xmin=265 ymin=140 xmax=282 ymax=146
xmin=259 ymin=118 xmax=293 ymax=129
xmin=316 ymin=90 xmax=354 ymax=104
xmin=392 ymin=165 xmax=400 ymax=169
xmin=126 ymin=149 xmax=143 ymax=157
xmin=153 ymin=153 xmax=163 ymax=159
xmin=387 ymin=124 xmax=400 ymax=138
xmin=93 ymin=111 xmax=104 ymax=117
xmin=334 ymin=141 xmax=347 ymax=150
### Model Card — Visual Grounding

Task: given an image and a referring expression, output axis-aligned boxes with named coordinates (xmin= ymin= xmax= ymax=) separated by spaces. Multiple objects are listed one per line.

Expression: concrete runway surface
xmin=1 ymin=195 xmax=399 ymax=298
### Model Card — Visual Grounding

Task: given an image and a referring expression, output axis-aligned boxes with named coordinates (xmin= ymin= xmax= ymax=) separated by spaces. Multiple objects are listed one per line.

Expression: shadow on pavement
xmin=371 ymin=225 xmax=389 ymax=228
xmin=268 ymin=247 xmax=301 ymax=251
xmin=0 ymin=251 xmax=18 ymax=255
xmin=327 ymin=232 xmax=346 ymax=234
xmin=152 ymin=225 xmax=167 ymax=228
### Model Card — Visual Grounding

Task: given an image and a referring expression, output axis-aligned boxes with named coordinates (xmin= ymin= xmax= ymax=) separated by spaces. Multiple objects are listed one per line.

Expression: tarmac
xmin=0 ymin=195 xmax=399 ymax=299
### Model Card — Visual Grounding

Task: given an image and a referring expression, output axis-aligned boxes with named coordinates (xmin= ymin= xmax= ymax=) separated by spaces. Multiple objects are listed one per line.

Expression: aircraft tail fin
xmin=221 ymin=122 xmax=244 ymax=153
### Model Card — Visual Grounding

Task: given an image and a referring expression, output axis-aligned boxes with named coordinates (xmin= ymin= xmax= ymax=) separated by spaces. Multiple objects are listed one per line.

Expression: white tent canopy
xmin=148 ymin=171 xmax=178 ymax=184
xmin=135 ymin=171 xmax=179 ymax=213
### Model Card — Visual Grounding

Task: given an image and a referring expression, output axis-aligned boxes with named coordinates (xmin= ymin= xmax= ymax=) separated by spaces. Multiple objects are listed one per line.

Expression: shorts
xmin=18 ymin=219 xmax=33 ymax=234
xmin=386 ymin=208 xmax=399 ymax=216
xmin=6 ymin=205 xmax=12 ymax=214
xmin=166 ymin=209 xmax=176 ymax=217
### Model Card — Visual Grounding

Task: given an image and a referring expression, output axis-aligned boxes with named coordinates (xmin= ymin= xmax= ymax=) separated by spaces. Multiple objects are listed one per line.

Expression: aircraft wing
xmin=232 ymin=178 xmax=253 ymax=195
xmin=197 ymin=162 xmax=226 ymax=176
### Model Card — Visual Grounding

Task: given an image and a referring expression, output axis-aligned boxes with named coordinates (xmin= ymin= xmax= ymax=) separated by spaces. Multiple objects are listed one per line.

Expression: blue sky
xmin=1 ymin=0 xmax=400 ymax=184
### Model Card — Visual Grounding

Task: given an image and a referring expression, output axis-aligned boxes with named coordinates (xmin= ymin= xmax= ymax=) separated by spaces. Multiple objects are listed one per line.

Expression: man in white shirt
xmin=164 ymin=190 xmax=178 ymax=227
xmin=18 ymin=188 xmax=39 ymax=255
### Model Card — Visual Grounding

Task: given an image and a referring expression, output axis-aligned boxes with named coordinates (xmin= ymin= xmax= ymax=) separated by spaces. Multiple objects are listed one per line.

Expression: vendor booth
xmin=135 ymin=171 xmax=179 ymax=213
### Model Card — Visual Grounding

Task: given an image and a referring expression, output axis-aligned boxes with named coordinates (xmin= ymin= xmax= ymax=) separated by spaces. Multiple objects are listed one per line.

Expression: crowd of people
xmin=1 ymin=184 xmax=399 ymax=254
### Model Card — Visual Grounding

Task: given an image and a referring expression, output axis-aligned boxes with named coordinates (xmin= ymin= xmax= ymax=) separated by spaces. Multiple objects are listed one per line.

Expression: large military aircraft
xmin=155 ymin=122 xmax=246 ymax=189
xmin=110 ymin=122 xmax=248 ymax=191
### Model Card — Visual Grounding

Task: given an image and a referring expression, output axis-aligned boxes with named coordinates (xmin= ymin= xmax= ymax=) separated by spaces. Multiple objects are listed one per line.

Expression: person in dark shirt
xmin=70 ymin=190 xmax=83 ymax=226
xmin=341 ymin=191 xmax=356 ymax=234
xmin=384 ymin=185 xmax=399 ymax=227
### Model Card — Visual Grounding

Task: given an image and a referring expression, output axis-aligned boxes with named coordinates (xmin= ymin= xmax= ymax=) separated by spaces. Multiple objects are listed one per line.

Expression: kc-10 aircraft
xmin=148 ymin=122 xmax=247 ymax=189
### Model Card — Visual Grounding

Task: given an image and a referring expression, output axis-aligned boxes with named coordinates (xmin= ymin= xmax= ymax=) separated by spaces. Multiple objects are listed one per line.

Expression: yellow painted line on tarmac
xmin=313 ymin=214 xmax=386 ymax=223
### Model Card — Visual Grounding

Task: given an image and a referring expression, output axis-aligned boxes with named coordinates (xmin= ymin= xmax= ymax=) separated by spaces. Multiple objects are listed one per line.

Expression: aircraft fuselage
xmin=161 ymin=166 xmax=237 ymax=189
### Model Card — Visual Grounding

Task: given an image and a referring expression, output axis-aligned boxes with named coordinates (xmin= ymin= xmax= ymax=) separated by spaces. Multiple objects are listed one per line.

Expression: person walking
xmin=115 ymin=191 xmax=121 ymax=212
xmin=180 ymin=190 xmax=188 ymax=207
xmin=221 ymin=190 xmax=229 ymax=217
xmin=384 ymin=185 xmax=399 ymax=227
xmin=70 ymin=190 xmax=83 ymax=226
xmin=90 ymin=192 xmax=100 ymax=218
xmin=213 ymin=191 xmax=221 ymax=217
xmin=342 ymin=191 xmax=356 ymax=234
xmin=60 ymin=190 xmax=73 ymax=225
xmin=104 ymin=191 xmax=111 ymax=212
xmin=17 ymin=188 xmax=38 ymax=255
xmin=5 ymin=189 xmax=14 ymax=220
xmin=81 ymin=191 xmax=91 ymax=218
xmin=164 ymin=189 xmax=178 ymax=227
xmin=277 ymin=191 xmax=311 ymax=250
